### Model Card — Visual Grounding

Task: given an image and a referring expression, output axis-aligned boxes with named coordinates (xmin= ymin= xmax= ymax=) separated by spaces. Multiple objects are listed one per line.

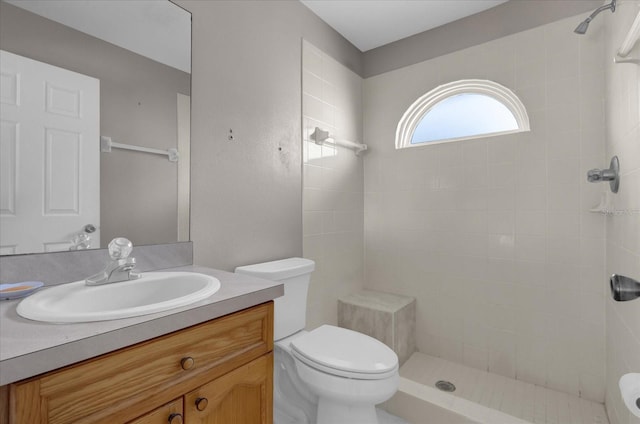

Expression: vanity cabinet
xmin=6 ymin=302 xmax=274 ymax=424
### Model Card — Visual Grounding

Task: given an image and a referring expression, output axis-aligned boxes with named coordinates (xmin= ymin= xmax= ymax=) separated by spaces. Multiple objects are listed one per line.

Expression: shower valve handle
xmin=586 ymin=156 xmax=619 ymax=193
xmin=587 ymin=168 xmax=616 ymax=182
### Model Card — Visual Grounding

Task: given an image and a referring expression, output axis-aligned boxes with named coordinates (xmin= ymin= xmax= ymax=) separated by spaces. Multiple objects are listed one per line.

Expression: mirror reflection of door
xmin=0 ymin=50 xmax=100 ymax=254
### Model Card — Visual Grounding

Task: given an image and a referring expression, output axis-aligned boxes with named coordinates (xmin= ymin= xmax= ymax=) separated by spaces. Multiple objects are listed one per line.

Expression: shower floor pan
xmin=383 ymin=352 xmax=609 ymax=424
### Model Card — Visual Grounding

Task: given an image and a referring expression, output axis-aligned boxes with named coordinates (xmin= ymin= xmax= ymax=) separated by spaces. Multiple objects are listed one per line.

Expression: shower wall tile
xmin=302 ymin=40 xmax=364 ymax=329
xmin=603 ymin=2 xmax=640 ymax=424
xmin=363 ymin=13 xmax=608 ymax=402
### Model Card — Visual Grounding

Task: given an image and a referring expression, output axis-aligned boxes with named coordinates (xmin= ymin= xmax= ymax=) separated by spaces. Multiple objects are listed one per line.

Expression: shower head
xmin=574 ymin=18 xmax=591 ymax=35
xmin=574 ymin=0 xmax=616 ymax=34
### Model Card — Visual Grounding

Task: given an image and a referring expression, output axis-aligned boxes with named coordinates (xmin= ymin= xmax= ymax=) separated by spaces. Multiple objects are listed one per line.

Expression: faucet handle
xmin=587 ymin=168 xmax=605 ymax=182
xmin=586 ymin=156 xmax=620 ymax=193
xmin=108 ymin=237 xmax=133 ymax=260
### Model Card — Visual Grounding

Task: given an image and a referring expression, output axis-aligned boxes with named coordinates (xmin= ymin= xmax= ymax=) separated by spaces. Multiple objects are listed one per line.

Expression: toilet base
xmin=317 ymin=398 xmax=378 ymax=424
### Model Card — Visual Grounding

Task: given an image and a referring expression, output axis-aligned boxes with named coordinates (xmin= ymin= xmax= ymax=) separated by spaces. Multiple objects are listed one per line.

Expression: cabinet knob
xmin=168 ymin=413 xmax=183 ymax=424
xmin=180 ymin=356 xmax=195 ymax=370
xmin=195 ymin=397 xmax=208 ymax=411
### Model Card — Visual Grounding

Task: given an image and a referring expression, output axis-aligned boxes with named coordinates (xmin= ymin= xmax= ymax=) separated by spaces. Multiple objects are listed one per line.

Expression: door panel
xmin=0 ymin=49 xmax=99 ymax=253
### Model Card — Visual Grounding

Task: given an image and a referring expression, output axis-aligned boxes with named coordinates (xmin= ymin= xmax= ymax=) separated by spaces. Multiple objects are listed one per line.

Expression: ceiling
xmin=8 ymin=0 xmax=510 ymax=70
xmin=5 ymin=0 xmax=191 ymax=73
xmin=300 ymin=0 xmax=509 ymax=52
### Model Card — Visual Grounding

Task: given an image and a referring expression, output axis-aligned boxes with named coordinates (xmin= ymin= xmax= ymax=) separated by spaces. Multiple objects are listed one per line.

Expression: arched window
xmin=396 ymin=79 xmax=530 ymax=149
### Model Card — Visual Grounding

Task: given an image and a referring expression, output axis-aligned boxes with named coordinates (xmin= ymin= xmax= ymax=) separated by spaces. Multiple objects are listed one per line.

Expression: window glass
xmin=411 ymin=93 xmax=518 ymax=144
xmin=395 ymin=80 xmax=530 ymax=149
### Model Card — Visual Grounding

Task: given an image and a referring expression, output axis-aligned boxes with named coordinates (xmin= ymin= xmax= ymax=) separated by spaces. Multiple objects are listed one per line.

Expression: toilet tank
xmin=235 ymin=258 xmax=315 ymax=341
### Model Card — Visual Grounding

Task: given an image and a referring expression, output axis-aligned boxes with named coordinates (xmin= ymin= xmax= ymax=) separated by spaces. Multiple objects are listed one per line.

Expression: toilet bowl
xmin=273 ymin=333 xmax=318 ymax=424
xmin=291 ymin=325 xmax=399 ymax=424
xmin=235 ymin=258 xmax=399 ymax=424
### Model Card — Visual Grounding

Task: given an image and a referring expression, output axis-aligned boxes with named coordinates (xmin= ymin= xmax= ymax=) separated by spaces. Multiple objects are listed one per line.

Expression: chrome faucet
xmin=86 ymin=238 xmax=141 ymax=286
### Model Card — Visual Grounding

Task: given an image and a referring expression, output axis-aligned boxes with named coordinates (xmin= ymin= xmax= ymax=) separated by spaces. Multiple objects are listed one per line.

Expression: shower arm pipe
xmin=574 ymin=0 xmax=616 ymax=34
xmin=614 ymin=10 xmax=640 ymax=64
xmin=589 ymin=1 xmax=616 ymax=20
xmin=582 ymin=0 xmax=616 ymax=27
xmin=310 ymin=127 xmax=368 ymax=156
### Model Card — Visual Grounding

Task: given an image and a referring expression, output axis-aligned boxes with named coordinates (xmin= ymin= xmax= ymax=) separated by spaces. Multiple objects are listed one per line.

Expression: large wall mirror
xmin=0 ymin=0 xmax=191 ymax=255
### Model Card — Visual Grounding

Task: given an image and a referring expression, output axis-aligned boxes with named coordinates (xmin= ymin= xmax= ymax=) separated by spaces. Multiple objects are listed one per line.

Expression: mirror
xmin=0 ymin=0 xmax=191 ymax=255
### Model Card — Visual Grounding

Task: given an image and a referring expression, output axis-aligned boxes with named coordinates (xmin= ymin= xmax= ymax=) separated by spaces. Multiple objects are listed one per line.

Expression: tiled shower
xmin=302 ymin=2 xmax=639 ymax=423
xmin=364 ymin=14 xmax=607 ymax=401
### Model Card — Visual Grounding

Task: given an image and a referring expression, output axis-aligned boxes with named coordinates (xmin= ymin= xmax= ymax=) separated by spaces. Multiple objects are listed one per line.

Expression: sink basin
xmin=16 ymin=272 xmax=220 ymax=323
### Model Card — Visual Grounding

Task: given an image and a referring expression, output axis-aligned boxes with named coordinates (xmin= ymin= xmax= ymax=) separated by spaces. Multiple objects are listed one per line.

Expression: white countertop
xmin=0 ymin=265 xmax=283 ymax=386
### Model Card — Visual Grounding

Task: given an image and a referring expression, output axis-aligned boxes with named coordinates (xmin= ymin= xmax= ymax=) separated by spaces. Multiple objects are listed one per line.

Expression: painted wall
xmin=0 ymin=1 xmax=190 ymax=248
xmin=302 ymin=40 xmax=364 ymax=329
xmin=363 ymin=0 xmax=601 ymax=78
xmin=363 ymin=14 xmax=607 ymax=401
xmin=603 ymin=2 xmax=640 ymax=423
xmin=175 ymin=0 xmax=362 ymax=272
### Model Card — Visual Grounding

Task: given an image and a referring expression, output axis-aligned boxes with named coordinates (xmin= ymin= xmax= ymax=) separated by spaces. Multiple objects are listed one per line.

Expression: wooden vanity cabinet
xmin=5 ymin=302 xmax=274 ymax=424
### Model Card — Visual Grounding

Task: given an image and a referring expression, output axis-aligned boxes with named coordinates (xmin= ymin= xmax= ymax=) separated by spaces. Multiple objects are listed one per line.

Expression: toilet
xmin=235 ymin=257 xmax=399 ymax=424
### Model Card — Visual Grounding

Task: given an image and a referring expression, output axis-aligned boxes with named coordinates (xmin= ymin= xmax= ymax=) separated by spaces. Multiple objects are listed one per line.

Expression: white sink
xmin=16 ymin=272 xmax=220 ymax=323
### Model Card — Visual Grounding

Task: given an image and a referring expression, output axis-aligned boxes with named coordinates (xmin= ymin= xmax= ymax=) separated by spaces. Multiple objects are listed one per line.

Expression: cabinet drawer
xmin=10 ymin=302 xmax=273 ymax=424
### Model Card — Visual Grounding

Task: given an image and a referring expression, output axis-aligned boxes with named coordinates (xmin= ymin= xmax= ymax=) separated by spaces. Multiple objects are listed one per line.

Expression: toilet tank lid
xmin=234 ymin=257 xmax=315 ymax=281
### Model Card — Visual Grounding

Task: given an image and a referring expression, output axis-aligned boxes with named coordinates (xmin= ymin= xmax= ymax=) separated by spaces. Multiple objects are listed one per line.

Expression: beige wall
xmin=176 ymin=0 xmax=361 ymax=272
xmin=363 ymin=14 xmax=608 ymax=401
xmin=363 ymin=0 xmax=602 ymax=78
xmin=302 ymin=40 xmax=364 ymax=329
xmin=603 ymin=2 xmax=640 ymax=424
xmin=0 ymin=1 xmax=190 ymax=248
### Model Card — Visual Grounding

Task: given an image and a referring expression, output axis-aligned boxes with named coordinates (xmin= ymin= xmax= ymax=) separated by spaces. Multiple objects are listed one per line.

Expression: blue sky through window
xmin=411 ymin=93 xmax=518 ymax=144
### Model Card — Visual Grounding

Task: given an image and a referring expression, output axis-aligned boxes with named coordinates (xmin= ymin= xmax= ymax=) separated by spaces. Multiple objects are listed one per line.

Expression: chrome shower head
xmin=574 ymin=18 xmax=591 ymax=34
xmin=574 ymin=0 xmax=616 ymax=34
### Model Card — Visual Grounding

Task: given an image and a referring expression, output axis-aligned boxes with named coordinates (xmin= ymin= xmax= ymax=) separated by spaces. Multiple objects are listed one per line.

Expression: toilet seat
xmin=290 ymin=325 xmax=398 ymax=380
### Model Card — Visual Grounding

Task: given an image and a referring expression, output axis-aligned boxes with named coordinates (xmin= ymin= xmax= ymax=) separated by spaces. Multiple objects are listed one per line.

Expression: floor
xmin=377 ymin=407 xmax=409 ymax=424
xmin=391 ymin=352 xmax=609 ymax=424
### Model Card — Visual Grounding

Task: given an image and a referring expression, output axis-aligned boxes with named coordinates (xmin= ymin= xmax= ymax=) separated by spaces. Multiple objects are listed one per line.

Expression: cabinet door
xmin=185 ymin=353 xmax=273 ymax=424
xmin=128 ymin=398 xmax=183 ymax=424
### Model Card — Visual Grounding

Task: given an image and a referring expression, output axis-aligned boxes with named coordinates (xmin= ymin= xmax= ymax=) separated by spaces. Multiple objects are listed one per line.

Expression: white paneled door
xmin=0 ymin=50 xmax=99 ymax=254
